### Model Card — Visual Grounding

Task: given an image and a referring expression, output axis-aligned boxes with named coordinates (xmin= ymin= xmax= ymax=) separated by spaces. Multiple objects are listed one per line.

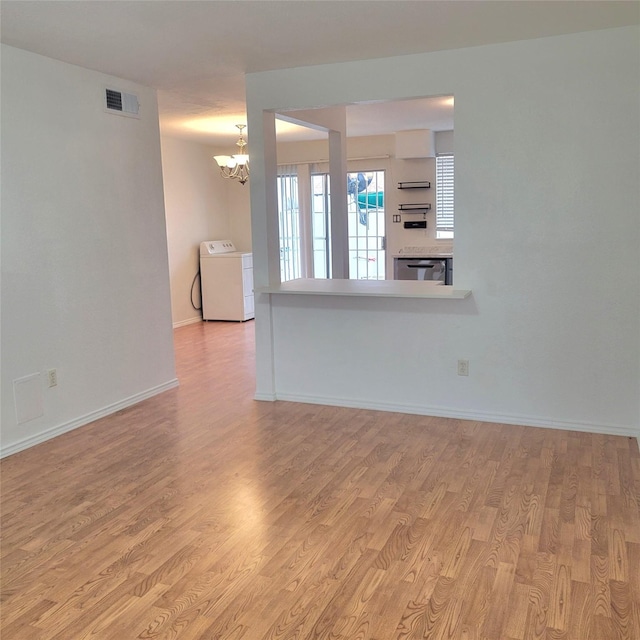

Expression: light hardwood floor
xmin=2 ymin=321 xmax=639 ymax=639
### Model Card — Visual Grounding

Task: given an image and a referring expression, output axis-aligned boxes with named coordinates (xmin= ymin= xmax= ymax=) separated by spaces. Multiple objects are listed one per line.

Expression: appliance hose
xmin=191 ymin=270 xmax=202 ymax=312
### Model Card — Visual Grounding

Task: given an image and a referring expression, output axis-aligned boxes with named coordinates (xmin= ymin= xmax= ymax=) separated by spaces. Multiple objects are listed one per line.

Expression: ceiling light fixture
xmin=213 ymin=124 xmax=249 ymax=185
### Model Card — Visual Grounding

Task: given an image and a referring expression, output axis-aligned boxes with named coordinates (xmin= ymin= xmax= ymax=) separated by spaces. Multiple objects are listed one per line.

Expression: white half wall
xmin=1 ymin=45 xmax=177 ymax=456
xmin=247 ymin=27 xmax=640 ymax=440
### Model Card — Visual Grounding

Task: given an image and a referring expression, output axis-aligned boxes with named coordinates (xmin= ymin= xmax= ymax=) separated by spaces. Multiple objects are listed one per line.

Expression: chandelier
xmin=213 ymin=124 xmax=250 ymax=185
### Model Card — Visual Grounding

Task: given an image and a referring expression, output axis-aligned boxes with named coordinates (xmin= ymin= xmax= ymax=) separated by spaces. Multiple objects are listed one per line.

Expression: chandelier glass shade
xmin=214 ymin=124 xmax=250 ymax=185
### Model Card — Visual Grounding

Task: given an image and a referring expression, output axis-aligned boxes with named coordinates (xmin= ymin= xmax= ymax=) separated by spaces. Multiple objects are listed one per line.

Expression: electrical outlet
xmin=457 ymin=360 xmax=469 ymax=376
xmin=47 ymin=369 xmax=58 ymax=387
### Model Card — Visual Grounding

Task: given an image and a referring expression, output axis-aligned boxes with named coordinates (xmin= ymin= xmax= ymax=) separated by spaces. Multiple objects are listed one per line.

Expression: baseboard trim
xmin=274 ymin=392 xmax=640 ymax=442
xmin=254 ymin=392 xmax=277 ymax=402
xmin=1 ymin=379 xmax=180 ymax=459
xmin=173 ymin=316 xmax=202 ymax=328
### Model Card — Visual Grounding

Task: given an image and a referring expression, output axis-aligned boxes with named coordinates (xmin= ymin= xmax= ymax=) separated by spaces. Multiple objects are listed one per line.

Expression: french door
xmin=347 ymin=171 xmax=385 ymax=280
xmin=311 ymin=173 xmax=331 ymax=278
xmin=279 ymin=169 xmax=386 ymax=280
xmin=277 ymin=170 xmax=301 ymax=282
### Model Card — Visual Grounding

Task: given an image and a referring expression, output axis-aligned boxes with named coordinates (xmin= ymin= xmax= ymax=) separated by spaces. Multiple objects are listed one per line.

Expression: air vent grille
xmin=105 ymin=89 xmax=123 ymax=111
xmin=104 ymin=88 xmax=140 ymax=118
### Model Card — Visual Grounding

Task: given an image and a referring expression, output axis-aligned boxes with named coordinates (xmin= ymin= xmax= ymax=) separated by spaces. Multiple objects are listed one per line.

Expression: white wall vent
xmin=104 ymin=88 xmax=140 ymax=118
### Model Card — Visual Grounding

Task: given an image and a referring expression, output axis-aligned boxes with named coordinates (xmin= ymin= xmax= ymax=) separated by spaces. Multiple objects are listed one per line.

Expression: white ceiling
xmin=1 ymin=1 xmax=638 ymax=144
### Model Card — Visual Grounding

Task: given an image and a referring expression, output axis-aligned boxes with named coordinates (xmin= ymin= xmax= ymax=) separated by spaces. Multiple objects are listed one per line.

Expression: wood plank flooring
xmin=2 ymin=320 xmax=639 ymax=639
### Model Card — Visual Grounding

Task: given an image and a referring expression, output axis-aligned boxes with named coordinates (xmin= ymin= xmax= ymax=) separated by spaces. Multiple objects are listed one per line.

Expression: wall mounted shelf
xmin=398 ymin=181 xmax=430 ymax=190
xmin=398 ymin=203 xmax=431 ymax=213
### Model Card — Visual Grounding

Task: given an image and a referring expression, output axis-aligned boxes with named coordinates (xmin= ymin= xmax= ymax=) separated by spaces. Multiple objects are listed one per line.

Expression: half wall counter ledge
xmin=255 ymin=278 xmax=471 ymax=299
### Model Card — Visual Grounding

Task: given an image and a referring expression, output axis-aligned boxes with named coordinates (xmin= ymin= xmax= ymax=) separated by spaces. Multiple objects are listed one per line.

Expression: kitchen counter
xmin=394 ymin=245 xmax=453 ymax=258
xmin=393 ymin=252 xmax=453 ymax=258
xmin=255 ymin=278 xmax=471 ymax=299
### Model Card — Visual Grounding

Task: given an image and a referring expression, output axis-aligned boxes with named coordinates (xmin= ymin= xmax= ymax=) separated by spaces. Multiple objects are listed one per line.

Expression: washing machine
xmin=199 ymin=240 xmax=254 ymax=321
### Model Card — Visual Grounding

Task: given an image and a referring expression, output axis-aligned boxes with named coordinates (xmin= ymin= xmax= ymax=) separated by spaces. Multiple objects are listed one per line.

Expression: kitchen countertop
xmin=255 ymin=278 xmax=471 ymax=299
xmin=393 ymin=252 xmax=453 ymax=258
xmin=393 ymin=245 xmax=454 ymax=258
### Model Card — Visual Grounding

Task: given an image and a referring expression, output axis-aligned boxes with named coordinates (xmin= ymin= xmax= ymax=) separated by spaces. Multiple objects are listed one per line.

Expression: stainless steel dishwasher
xmin=394 ymin=257 xmax=453 ymax=284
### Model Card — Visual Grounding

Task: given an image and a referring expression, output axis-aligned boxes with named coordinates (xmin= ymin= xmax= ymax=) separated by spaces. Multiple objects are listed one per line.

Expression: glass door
xmin=311 ymin=173 xmax=331 ymax=279
xmin=347 ymin=171 xmax=385 ymax=279
xmin=284 ymin=169 xmax=386 ymax=280
xmin=277 ymin=170 xmax=301 ymax=282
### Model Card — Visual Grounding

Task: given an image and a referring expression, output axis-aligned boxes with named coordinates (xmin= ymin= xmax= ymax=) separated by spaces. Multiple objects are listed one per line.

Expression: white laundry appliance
xmin=199 ymin=240 xmax=254 ymax=321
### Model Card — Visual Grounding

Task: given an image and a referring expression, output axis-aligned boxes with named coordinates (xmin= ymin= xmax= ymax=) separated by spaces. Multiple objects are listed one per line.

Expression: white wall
xmin=227 ymin=174 xmax=252 ymax=252
xmin=160 ymin=136 xmax=253 ymax=327
xmin=1 ymin=45 xmax=177 ymax=456
xmin=161 ymin=136 xmax=228 ymax=326
xmin=247 ymin=27 xmax=640 ymax=438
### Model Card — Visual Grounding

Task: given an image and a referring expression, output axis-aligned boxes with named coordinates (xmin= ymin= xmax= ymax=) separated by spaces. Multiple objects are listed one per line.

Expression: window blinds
xmin=436 ymin=155 xmax=454 ymax=237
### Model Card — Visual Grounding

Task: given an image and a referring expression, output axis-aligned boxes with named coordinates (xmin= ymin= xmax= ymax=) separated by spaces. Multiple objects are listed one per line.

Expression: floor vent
xmin=104 ymin=88 xmax=140 ymax=118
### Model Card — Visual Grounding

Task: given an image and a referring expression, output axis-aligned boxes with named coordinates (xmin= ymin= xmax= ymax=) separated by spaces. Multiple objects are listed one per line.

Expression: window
xmin=436 ymin=155 xmax=454 ymax=239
